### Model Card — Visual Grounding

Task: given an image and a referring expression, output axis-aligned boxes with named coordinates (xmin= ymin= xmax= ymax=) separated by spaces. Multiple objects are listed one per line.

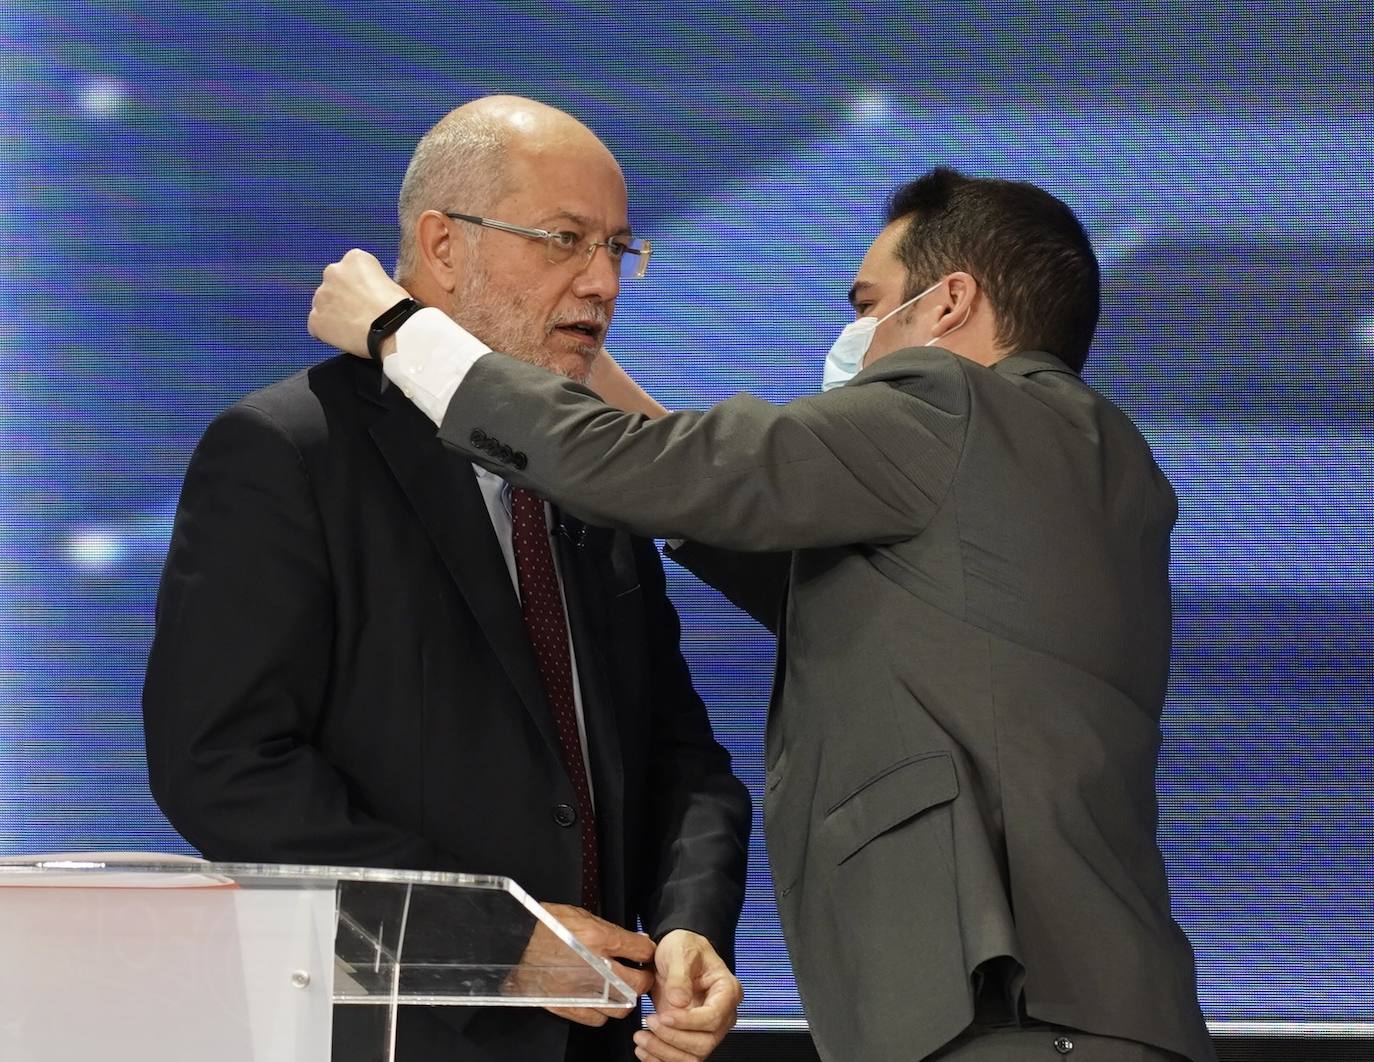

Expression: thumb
xmin=662 ymin=941 xmax=697 ymax=1009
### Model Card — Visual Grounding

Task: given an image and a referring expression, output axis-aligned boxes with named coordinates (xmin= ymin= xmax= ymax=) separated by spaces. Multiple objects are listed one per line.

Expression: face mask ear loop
xmin=878 ymin=279 xmax=942 ymax=329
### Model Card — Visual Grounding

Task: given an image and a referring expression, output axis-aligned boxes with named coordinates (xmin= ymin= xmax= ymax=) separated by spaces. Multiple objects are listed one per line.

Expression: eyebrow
xmin=848 ymin=280 xmax=874 ymax=310
xmin=537 ymin=210 xmax=633 ymax=239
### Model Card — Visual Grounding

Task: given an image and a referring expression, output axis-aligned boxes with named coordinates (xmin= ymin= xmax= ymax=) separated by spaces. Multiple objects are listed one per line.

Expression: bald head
xmin=394 ymin=96 xmax=620 ymax=282
xmin=457 ymin=94 xmax=608 ymax=144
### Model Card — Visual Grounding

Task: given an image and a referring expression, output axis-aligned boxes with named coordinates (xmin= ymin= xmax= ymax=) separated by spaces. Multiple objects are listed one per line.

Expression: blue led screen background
xmin=3 ymin=0 xmax=1372 ymax=1026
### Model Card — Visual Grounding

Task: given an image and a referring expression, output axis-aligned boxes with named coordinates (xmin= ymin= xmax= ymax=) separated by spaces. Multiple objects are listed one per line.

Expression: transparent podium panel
xmin=0 ymin=854 xmax=636 ymax=1062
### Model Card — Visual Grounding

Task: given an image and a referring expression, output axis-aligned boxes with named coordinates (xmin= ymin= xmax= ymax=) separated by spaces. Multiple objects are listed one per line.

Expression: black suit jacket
xmin=142 ymin=355 xmax=750 ymax=1062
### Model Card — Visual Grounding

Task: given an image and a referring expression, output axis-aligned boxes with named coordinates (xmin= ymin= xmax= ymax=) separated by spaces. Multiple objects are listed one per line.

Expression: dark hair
xmin=885 ymin=167 xmax=1100 ymax=372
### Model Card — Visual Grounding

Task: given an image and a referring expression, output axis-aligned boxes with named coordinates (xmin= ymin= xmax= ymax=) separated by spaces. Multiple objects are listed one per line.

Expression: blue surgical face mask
xmin=821 ymin=278 xmax=959 ymax=392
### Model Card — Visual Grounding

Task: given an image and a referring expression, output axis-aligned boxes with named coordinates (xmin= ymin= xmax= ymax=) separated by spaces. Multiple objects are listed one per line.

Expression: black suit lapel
xmin=552 ymin=513 xmax=627 ymax=917
xmin=360 ymin=368 xmax=562 ymax=759
xmin=553 ymin=512 xmax=622 ymax=780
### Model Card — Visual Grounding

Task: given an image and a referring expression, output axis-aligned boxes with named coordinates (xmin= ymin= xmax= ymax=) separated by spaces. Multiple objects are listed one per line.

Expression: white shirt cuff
xmin=382 ymin=307 xmax=491 ymax=427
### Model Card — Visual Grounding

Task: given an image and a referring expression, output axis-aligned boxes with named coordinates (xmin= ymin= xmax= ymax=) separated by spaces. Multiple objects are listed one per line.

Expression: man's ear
xmin=415 ymin=209 xmax=462 ymax=293
xmin=929 ymin=271 xmax=978 ymax=339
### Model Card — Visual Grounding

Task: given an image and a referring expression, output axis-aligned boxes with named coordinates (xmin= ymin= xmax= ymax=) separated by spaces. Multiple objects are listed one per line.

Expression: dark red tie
xmin=510 ymin=487 xmax=600 ymax=911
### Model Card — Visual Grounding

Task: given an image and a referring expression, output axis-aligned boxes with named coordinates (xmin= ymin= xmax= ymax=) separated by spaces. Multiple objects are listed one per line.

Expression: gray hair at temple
xmin=394 ymin=110 xmax=512 ymax=283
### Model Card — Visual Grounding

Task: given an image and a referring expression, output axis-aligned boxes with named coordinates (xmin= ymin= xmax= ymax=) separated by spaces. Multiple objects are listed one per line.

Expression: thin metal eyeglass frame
xmin=443 ymin=212 xmax=651 ymax=279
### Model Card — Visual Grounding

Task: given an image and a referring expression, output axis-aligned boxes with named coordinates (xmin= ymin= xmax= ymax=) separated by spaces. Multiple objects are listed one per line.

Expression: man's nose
xmin=571 ymin=243 xmax=621 ymax=301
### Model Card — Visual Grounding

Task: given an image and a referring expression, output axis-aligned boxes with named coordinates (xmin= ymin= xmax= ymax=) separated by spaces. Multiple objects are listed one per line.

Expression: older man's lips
xmin=554 ymin=321 xmax=603 ymax=342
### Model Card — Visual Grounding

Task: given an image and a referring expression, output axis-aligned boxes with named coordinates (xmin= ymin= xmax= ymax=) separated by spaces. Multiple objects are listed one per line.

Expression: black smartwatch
xmin=367 ymin=297 xmax=424 ymax=363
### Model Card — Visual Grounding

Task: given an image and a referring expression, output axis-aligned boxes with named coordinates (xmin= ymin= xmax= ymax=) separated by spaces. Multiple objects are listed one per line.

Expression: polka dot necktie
xmin=510 ymin=487 xmax=600 ymax=911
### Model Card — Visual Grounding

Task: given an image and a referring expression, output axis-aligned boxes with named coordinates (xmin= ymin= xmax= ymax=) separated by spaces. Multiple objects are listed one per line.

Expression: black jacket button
xmin=553 ymin=803 xmax=578 ymax=827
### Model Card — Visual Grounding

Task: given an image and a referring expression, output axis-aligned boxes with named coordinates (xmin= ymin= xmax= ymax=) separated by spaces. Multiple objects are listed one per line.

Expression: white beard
xmin=451 ymin=265 xmax=596 ymax=383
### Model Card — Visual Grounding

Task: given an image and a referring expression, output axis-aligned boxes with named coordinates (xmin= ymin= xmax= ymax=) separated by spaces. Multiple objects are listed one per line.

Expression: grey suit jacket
xmin=435 ymin=345 xmax=1216 ymax=1062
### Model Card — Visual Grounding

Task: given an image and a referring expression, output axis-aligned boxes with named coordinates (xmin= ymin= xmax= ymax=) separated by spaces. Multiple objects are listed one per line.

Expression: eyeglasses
xmin=444 ymin=212 xmax=652 ymax=279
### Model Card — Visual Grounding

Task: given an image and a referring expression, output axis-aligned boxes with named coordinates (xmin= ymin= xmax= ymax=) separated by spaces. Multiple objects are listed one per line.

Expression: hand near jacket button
xmin=635 ymin=929 xmax=741 ymax=1061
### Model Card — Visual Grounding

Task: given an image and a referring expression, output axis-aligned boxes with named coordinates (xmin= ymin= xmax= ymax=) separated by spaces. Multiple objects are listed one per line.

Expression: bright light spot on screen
xmin=1359 ymin=313 xmax=1374 ymax=346
xmin=64 ymin=528 xmax=127 ymax=569
xmin=1095 ymin=221 xmax=1157 ymax=271
xmin=79 ymin=78 xmax=128 ymax=118
xmin=850 ymin=91 xmax=891 ymax=124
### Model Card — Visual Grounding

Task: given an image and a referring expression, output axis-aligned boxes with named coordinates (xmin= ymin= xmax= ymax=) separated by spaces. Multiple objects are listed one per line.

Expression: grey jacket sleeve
xmin=438 ymin=347 xmax=970 ymax=552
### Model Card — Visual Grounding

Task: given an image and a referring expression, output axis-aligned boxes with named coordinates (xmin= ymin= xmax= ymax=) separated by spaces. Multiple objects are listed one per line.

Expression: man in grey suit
xmin=309 ymin=167 xmax=1215 ymax=1062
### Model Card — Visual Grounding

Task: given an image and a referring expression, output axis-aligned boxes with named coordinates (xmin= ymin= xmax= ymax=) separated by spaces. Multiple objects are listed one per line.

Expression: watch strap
xmin=367 ymin=297 xmax=424 ymax=363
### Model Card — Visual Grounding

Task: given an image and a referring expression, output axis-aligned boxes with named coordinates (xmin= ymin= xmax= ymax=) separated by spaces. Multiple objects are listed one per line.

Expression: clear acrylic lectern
xmin=0 ymin=854 xmax=636 ymax=1062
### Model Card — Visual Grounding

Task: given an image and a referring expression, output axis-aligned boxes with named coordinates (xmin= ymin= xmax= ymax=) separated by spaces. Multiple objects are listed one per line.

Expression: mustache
xmin=546 ymin=305 xmax=610 ymax=334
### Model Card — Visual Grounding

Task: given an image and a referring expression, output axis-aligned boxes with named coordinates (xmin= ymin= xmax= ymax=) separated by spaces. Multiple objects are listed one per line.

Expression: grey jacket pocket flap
xmin=825 ymin=752 xmax=959 ymax=864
